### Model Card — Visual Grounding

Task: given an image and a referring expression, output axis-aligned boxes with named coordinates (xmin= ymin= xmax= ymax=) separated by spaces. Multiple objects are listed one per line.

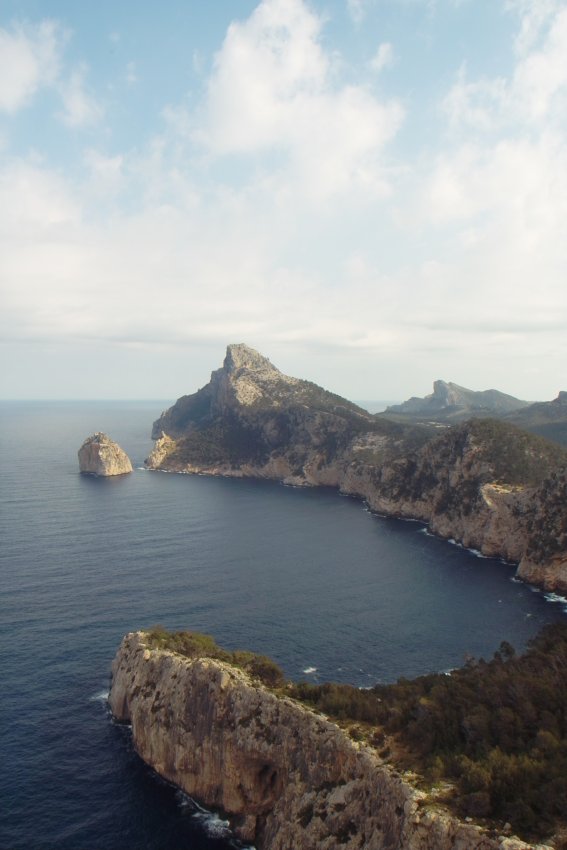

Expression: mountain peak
xmin=224 ymin=343 xmax=279 ymax=376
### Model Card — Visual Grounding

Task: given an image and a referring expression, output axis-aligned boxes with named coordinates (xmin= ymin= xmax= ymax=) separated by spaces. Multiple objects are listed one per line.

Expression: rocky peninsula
xmin=145 ymin=344 xmax=567 ymax=594
xmin=78 ymin=432 xmax=133 ymax=476
xmin=109 ymin=631 xmax=552 ymax=850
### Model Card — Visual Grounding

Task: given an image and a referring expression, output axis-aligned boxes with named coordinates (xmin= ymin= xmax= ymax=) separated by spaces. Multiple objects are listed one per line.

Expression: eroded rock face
xmin=108 ymin=633 xmax=548 ymax=850
xmin=78 ymin=432 xmax=133 ymax=476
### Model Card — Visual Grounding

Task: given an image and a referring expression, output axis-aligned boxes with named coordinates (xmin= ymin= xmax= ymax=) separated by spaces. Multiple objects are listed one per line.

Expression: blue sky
xmin=1 ymin=0 xmax=566 ymax=401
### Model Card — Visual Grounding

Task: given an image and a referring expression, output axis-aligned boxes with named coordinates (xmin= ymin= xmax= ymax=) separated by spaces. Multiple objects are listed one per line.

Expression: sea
xmin=1 ymin=400 xmax=566 ymax=850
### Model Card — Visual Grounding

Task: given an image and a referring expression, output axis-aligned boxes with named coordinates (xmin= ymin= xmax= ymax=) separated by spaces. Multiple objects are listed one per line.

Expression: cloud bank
xmin=0 ymin=0 xmax=566 ymax=399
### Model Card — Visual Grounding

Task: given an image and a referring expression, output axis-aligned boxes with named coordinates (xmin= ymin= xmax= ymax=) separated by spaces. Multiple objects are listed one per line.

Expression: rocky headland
xmin=145 ymin=344 xmax=567 ymax=594
xmin=78 ymin=432 xmax=133 ymax=476
xmin=109 ymin=631 xmax=551 ymax=850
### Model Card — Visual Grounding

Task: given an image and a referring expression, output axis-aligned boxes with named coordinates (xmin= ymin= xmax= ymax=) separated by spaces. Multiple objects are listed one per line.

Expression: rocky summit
xmin=78 ymin=432 xmax=133 ymax=476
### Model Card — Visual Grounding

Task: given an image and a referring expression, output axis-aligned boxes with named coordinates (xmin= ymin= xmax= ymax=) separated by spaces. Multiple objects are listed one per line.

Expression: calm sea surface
xmin=1 ymin=400 xmax=566 ymax=850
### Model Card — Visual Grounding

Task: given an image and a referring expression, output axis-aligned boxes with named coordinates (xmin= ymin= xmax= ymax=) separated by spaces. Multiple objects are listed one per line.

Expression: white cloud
xmin=347 ymin=0 xmax=371 ymax=23
xmin=505 ymin=0 xmax=561 ymax=53
xmin=125 ymin=61 xmax=138 ymax=85
xmin=58 ymin=65 xmax=103 ymax=127
xmin=0 ymin=20 xmax=62 ymax=112
xmin=443 ymin=66 xmax=507 ymax=131
xmin=369 ymin=42 xmax=394 ymax=73
xmin=197 ymin=0 xmax=403 ymax=200
xmin=1 ymin=0 xmax=566 ymax=401
xmin=444 ymin=5 xmax=567 ymax=130
xmin=0 ymin=159 xmax=80 ymax=229
xmin=0 ymin=19 xmax=103 ymax=128
xmin=200 ymin=0 xmax=329 ymax=154
xmin=391 ymin=0 xmax=567 ymax=397
xmin=512 ymin=6 xmax=567 ymax=120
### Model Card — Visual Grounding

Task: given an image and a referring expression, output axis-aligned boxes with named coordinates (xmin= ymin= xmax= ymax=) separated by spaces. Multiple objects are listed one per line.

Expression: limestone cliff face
xmin=109 ymin=633 xmax=546 ymax=850
xmin=78 ymin=432 xmax=133 ymax=476
xmin=517 ymin=470 xmax=567 ymax=593
xmin=145 ymin=345 xmax=567 ymax=593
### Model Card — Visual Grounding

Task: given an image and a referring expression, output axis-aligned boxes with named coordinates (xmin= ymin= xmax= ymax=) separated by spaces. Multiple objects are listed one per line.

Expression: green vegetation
xmin=144 ymin=622 xmax=567 ymax=842
xmin=290 ymin=622 xmax=567 ymax=843
xmin=526 ymin=470 xmax=567 ymax=562
xmin=144 ymin=626 xmax=285 ymax=688
xmin=466 ymin=419 xmax=567 ymax=487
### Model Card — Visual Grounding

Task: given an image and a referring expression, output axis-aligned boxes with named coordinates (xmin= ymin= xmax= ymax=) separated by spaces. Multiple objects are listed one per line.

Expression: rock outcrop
xmin=145 ymin=345 xmax=567 ymax=593
xmin=109 ymin=632 xmax=549 ymax=850
xmin=78 ymin=432 xmax=133 ymax=476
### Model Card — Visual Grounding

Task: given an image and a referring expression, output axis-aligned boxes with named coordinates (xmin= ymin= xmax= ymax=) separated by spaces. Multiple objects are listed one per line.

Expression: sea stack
xmin=78 ymin=432 xmax=133 ymax=476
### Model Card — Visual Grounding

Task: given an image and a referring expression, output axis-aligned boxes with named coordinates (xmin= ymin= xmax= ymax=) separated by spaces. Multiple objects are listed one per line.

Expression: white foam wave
xmin=434 ymin=533 xmax=490 ymax=559
xmin=192 ymin=811 xmax=231 ymax=838
xmin=89 ymin=689 xmax=109 ymax=702
xmin=176 ymin=792 xmax=235 ymax=840
xmin=302 ymin=666 xmax=317 ymax=674
xmin=544 ymin=592 xmax=567 ymax=605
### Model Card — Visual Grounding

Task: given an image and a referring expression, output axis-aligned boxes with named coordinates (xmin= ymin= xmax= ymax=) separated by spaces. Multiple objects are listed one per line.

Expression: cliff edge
xmin=108 ymin=632 xmax=549 ymax=850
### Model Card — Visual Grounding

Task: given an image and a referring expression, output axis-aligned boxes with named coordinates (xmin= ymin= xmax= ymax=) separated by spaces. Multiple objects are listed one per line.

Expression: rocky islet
xmin=78 ymin=432 xmax=133 ymax=476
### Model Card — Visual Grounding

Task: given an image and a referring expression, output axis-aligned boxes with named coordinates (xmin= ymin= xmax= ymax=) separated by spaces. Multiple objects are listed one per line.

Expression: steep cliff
xmin=145 ymin=345 xmax=567 ymax=592
xmin=78 ymin=432 xmax=133 ymax=476
xmin=517 ymin=469 xmax=567 ymax=592
xmin=341 ymin=419 xmax=566 ymax=567
xmin=109 ymin=632 xmax=547 ymax=850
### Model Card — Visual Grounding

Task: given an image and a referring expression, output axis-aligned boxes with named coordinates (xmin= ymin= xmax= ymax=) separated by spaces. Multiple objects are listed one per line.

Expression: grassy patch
xmin=144 ymin=626 xmax=285 ymax=688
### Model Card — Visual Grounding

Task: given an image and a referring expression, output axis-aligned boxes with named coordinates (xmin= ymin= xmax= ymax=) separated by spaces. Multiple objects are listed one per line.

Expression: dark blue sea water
xmin=1 ymin=400 xmax=566 ymax=850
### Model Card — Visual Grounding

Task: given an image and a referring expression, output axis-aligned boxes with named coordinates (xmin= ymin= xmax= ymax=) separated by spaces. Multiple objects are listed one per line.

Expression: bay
xmin=1 ymin=401 xmax=565 ymax=850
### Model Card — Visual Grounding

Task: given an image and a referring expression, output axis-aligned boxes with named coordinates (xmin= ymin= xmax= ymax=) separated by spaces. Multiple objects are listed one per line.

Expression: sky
xmin=1 ymin=0 xmax=566 ymax=403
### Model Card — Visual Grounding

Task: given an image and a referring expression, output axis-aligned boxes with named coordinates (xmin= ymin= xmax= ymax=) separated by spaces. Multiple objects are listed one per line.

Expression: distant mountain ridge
xmin=383 ymin=381 xmax=567 ymax=446
xmin=385 ymin=380 xmax=529 ymax=421
xmin=146 ymin=344 xmax=567 ymax=595
xmin=505 ymin=391 xmax=567 ymax=446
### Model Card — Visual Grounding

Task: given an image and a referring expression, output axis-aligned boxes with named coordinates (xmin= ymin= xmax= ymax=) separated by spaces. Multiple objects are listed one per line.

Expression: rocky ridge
xmin=145 ymin=345 xmax=567 ymax=593
xmin=109 ymin=632 xmax=549 ymax=850
xmin=505 ymin=392 xmax=567 ymax=447
xmin=78 ymin=432 xmax=133 ymax=476
xmin=385 ymin=381 xmax=529 ymax=422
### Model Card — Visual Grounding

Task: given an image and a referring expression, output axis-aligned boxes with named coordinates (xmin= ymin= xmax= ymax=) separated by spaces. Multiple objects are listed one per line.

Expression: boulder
xmin=78 ymin=432 xmax=132 ymax=476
